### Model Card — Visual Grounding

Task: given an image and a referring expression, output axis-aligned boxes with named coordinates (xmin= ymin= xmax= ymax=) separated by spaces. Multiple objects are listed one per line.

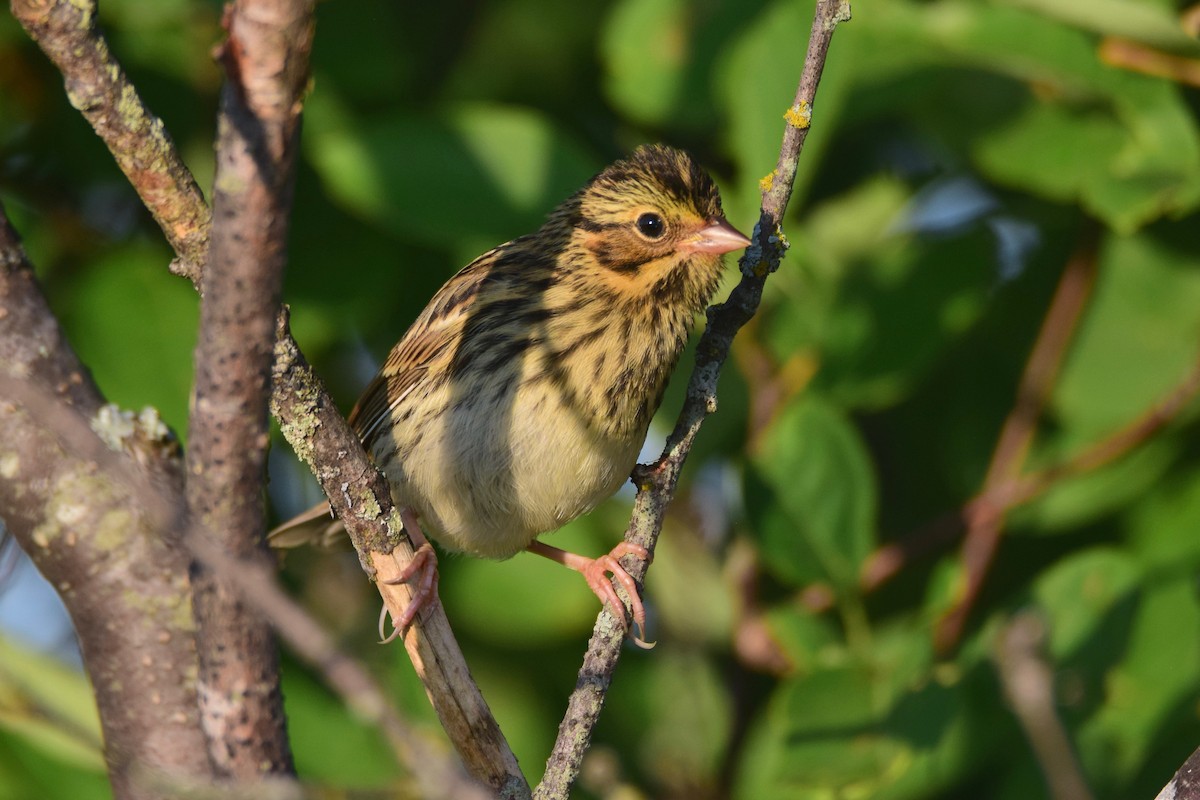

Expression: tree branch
xmin=10 ymin=0 xmax=211 ymax=283
xmin=184 ymin=0 xmax=314 ymax=777
xmin=270 ymin=313 xmax=530 ymax=799
xmin=933 ymin=223 xmax=1100 ymax=652
xmin=534 ymin=1 xmax=852 ymax=797
xmin=994 ymin=613 xmax=1094 ymax=800
xmin=13 ymin=0 xmax=525 ymax=790
xmin=0 ymin=202 xmax=213 ymax=799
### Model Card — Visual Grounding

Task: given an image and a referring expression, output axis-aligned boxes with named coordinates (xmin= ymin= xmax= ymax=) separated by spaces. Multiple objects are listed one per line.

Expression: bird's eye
xmin=635 ymin=212 xmax=665 ymax=239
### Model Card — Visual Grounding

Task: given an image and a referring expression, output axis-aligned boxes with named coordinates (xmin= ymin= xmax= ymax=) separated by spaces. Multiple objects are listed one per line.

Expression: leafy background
xmin=2 ymin=0 xmax=1200 ymax=797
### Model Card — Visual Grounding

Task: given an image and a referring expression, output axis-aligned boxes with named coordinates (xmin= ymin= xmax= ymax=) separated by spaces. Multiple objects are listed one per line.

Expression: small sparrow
xmin=273 ymin=144 xmax=750 ymax=642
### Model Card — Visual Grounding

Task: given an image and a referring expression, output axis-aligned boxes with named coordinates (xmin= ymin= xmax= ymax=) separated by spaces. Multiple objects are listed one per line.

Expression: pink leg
xmin=378 ymin=507 xmax=439 ymax=643
xmin=528 ymin=539 xmax=653 ymax=648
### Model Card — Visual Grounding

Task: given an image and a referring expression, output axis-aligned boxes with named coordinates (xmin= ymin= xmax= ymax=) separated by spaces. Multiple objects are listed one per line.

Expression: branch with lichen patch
xmin=0 ymin=201 xmax=214 ymax=800
xmin=10 ymin=0 xmax=211 ymax=283
xmin=270 ymin=311 xmax=530 ymax=800
xmin=534 ymin=2 xmax=852 ymax=797
xmin=13 ymin=0 xmax=525 ymax=790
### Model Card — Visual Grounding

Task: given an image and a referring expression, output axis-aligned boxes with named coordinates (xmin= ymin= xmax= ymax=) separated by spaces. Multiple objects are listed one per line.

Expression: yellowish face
xmin=567 ymin=144 xmax=744 ymax=305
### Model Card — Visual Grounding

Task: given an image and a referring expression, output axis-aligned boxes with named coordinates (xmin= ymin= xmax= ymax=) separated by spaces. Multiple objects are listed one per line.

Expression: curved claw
xmin=582 ymin=542 xmax=654 ymax=648
xmin=377 ymin=509 xmax=439 ymax=644
xmin=528 ymin=539 xmax=654 ymax=646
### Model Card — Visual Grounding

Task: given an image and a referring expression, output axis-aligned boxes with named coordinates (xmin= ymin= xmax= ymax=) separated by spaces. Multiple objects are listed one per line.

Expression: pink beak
xmin=680 ymin=217 xmax=752 ymax=255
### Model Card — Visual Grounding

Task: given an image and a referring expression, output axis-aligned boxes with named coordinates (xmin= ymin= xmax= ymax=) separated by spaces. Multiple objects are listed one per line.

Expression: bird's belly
xmin=378 ymin=377 xmax=642 ymax=560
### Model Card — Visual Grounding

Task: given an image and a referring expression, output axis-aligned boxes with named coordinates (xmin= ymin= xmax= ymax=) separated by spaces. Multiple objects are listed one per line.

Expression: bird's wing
xmin=348 ymin=246 xmax=504 ymax=451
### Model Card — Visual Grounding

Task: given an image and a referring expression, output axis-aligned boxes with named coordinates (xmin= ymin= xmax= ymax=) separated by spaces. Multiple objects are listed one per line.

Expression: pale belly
xmin=376 ymin=375 xmax=643 ymax=559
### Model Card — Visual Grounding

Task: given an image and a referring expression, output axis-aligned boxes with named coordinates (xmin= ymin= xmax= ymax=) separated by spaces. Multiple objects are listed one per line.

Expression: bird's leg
xmin=377 ymin=507 xmax=439 ymax=643
xmin=527 ymin=539 xmax=653 ymax=648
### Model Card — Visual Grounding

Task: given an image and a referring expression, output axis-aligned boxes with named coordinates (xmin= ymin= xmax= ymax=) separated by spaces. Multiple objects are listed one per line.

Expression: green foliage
xmin=3 ymin=0 xmax=1200 ymax=798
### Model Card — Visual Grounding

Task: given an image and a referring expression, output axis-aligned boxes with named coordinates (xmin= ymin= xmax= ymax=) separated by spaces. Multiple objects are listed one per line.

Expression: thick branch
xmin=184 ymin=0 xmax=314 ymax=777
xmin=534 ymin=1 xmax=852 ymax=797
xmin=0 ymin=203 xmax=213 ymax=799
xmin=14 ymin=0 xmax=523 ymax=788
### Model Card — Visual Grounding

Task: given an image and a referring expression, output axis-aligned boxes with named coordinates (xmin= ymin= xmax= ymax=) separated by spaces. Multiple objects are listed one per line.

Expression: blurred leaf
xmin=440 ymin=505 xmax=628 ymax=646
xmin=717 ymin=0 xmax=853 ymax=217
xmin=51 ymin=240 xmax=198 ymax=436
xmin=1078 ymin=576 xmax=1200 ymax=786
xmin=763 ymin=607 xmax=841 ymax=673
xmin=1127 ymin=470 xmax=1200 ymax=573
xmin=1054 ymin=228 xmax=1200 ymax=438
xmin=284 ymin=667 xmax=398 ymax=786
xmin=1018 ymin=439 xmax=1178 ymax=532
xmin=735 ymin=663 xmax=982 ymax=800
xmin=999 ymin=0 xmax=1200 ymax=55
xmin=745 ymin=395 xmax=876 ymax=590
xmin=602 ymin=0 xmax=695 ymax=127
xmin=1032 ymin=547 xmax=1141 ymax=659
xmin=0 ymin=637 xmax=103 ymax=771
xmin=602 ymin=0 xmax=753 ymax=135
xmin=974 ymin=92 xmax=1200 ymax=232
xmin=640 ymin=648 xmax=732 ymax=790
xmin=650 ymin=519 xmax=736 ymax=645
xmin=304 ymin=95 xmax=598 ymax=265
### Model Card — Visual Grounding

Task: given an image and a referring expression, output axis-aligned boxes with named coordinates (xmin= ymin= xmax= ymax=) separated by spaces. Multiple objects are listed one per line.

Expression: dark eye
xmin=636 ymin=212 xmax=665 ymax=239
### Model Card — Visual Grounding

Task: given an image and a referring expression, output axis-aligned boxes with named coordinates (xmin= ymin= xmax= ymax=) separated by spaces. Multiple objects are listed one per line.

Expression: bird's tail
xmin=267 ymin=501 xmax=345 ymax=548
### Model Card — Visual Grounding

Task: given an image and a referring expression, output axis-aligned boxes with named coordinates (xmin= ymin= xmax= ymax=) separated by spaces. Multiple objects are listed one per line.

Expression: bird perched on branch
xmin=271 ymin=144 xmax=750 ymax=644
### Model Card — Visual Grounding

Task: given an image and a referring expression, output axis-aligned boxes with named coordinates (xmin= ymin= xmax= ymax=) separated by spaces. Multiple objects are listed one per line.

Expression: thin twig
xmin=994 ymin=613 xmax=1094 ymax=800
xmin=934 ymin=225 xmax=1100 ymax=652
xmin=184 ymin=0 xmax=314 ymax=777
xmin=534 ymin=2 xmax=852 ymax=797
xmin=834 ymin=349 xmax=1200 ymax=614
xmin=10 ymin=0 xmax=211 ymax=283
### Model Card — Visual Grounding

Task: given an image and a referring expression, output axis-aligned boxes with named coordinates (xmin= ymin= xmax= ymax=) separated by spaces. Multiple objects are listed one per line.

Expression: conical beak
xmin=680 ymin=217 xmax=752 ymax=255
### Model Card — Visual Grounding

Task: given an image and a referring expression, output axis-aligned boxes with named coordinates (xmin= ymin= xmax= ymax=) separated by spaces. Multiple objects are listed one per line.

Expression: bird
xmin=271 ymin=144 xmax=750 ymax=644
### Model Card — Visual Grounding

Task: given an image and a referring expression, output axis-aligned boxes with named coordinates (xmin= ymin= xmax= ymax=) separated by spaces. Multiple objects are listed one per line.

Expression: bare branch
xmin=0 ymin=203 xmax=213 ymax=799
xmin=12 ymin=0 xmax=524 ymax=787
xmin=994 ymin=613 xmax=1094 ymax=800
xmin=535 ymin=2 xmax=853 ymax=797
xmin=934 ymin=224 xmax=1100 ymax=652
xmin=11 ymin=0 xmax=211 ymax=283
xmin=270 ymin=313 xmax=530 ymax=800
xmin=184 ymin=0 xmax=315 ymax=777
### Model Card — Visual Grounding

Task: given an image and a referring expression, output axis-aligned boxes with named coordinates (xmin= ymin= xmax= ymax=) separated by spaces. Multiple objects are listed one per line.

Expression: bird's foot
xmin=377 ymin=508 xmax=439 ymax=644
xmin=528 ymin=540 xmax=654 ymax=648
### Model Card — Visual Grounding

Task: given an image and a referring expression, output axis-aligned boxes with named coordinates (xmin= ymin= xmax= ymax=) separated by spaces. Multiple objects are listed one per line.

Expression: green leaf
xmin=1077 ymin=576 xmax=1200 ymax=786
xmin=1031 ymin=547 xmax=1142 ymax=659
xmin=52 ymin=241 xmax=198 ymax=437
xmin=745 ymin=395 xmax=876 ymax=590
xmin=716 ymin=0 xmax=853 ymax=217
xmin=284 ymin=667 xmax=398 ymax=786
xmin=999 ymin=0 xmax=1200 ymax=56
xmin=0 ymin=637 xmax=103 ymax=772
xmin=1054 ymin=228 xmax=1200 ymax=439
xmin=439 ymin=504 xmax=630 ymax=646
xmin=303 ymin=96 xmax=598 ymax=264
xmin=735 ymin=663 xmax=982 ymax=800
xmin=601 ymin=0 xmax=695 ymax=128
xmin=974 ymin=93 xmax=1200 ymax=232
xmin=1127 ymin=471 xmax=1200 ymax=573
